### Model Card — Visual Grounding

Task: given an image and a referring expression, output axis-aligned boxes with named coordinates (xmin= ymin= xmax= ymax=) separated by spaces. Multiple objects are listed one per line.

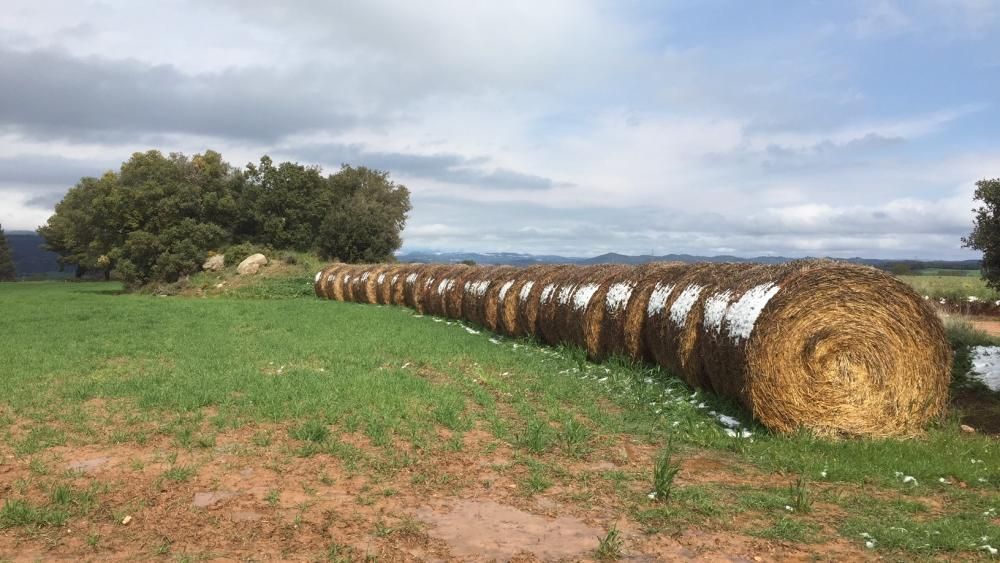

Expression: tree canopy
xmin=0 ymin=224 xmax=15 ymax=281
xmin=962 ymin=178 xmax=1000 ymax=289
xmin=39 ymin=150 xmax=411 ymax=286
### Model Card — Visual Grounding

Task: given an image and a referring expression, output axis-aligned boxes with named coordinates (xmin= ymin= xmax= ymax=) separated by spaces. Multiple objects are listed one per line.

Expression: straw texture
xmin=314 ymin=260 xmax=951 ymax=437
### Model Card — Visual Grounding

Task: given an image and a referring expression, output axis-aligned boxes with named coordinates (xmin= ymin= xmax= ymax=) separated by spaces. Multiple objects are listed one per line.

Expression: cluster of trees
xmin=39 ymin=150 xmax=411 ymax=286
xmin=0 ymin=224 xmax=15 ymax=281
xmin=964 ymin=178 xmax=1000 ymax=289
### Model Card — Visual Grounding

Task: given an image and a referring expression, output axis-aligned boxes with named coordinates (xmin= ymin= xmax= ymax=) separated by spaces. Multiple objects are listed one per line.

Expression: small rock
xmin=237 ymin=254 xmax=268 ymax=275
xmin=121 ymin=515 xmax=132 ymax=525
xmin=202 ymin=254 xmax=225 ymax=272
xmin=961 ymin=424 xmax=976 ymax=434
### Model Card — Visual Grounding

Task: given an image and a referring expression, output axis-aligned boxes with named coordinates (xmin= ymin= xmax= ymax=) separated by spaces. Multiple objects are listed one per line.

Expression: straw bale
xmin=481 ymin=266 xmax=521 ymax=332
xmin=330 ymin=264 xmax=361 ymax=302
xmin=692 ymin=260 xmax=949 ymax=437
xmin=375 ymin=265 xmax=405 ymax=305
xmin=453 ymin=266 xmax=499 ymax=326
xmin=422 ymin=264 xmax=468 ymax=317
xmin=535 ymin=266 xmax=583 ymax=346
xmin=496 ymin=265 xmax=552 ymax=337
xmin=570 ymin=265 xmax=639 ymax=359
xmin=611 ymin=262 xmax=688 ymax=362
xmin=314 ymin=263 xmax=342 ymax=299
xmin=516 ymin=265 xmax=573 ymax=341
xmin=313 ymin=259 xmax=951 ymax=437
xmin=442 ymin=265 xmax=478 ymax=320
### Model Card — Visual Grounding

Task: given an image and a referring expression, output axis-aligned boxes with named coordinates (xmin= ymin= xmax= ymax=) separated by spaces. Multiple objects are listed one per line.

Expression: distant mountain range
xmin=6 ymin=232 xmax=66 ymax=278
xmin=3 ymin=231 xmax=981 ymax=279
xmin=395 ymin=250 xmax=981 ymax=271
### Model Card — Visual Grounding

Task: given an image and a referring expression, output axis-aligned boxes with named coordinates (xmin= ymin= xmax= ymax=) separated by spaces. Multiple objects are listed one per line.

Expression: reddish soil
xmin=0 ymin=419 xmax=879 ymax=562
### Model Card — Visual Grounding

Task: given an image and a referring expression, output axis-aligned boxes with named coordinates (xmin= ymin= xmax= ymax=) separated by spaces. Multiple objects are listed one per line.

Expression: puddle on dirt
xmin=66 ymin=456 xmax=112 ymax=473
xmin=192 ymin=490 xmax=237 ymax=508
xmin=416 ymin=499 xmax=602 ymax=560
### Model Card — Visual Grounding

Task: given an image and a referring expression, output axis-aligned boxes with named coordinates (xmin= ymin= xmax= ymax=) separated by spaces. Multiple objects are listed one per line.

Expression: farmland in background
xmin=0 ymin=265 xmax=998 ymax=560
xmin=901 ymin=271 xmax=1000 ymax=302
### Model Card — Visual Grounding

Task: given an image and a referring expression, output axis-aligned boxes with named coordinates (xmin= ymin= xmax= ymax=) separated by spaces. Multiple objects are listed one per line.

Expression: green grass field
xmin=1 ymin=276 xmax=998 ymax=560
xmin=902 ymin=273 xmax=1000 ymax=302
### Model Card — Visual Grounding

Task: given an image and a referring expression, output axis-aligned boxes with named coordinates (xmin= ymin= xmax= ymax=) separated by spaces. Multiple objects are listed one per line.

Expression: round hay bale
xmin=330 ymin=264 xmax=361 ymax=302
xmin=516 ymin=265 xmax=573 ymax=341
xmin=420 ymin=264 xmax=465 ymax=317
xmin=460 ymin=266 xmax=510 ymax=327
xmin=401 ymin=264 xmax=430 ymax=308
xmin=644 ymin=262 xmax=741 ymax=390
xmin=689 ymin=260 xmax=950 ymax=438
xmin=481 ymin=266 xmax=521 ymax=332
xmin=357 ymin=264 xmax=392 ymax=304
xmin=376 ymin=265 xmax=406 ymax=305
xmin=411 ymin=264 xmax=454 ymax=314
xmin=496 ymin=265 xmax=554 ymax=337
xmin=610 ymin=262 xmax=688 ymax=362
xmin=345 ymin=265 xmax=373 ymax=303
xmin=569 ymin=265 xmax=639 ymax=359
xmin=442 ymin=265 xmax=478 ymax=320
xmin=534 ymin=266 xmax=582 ymax=346
xmin=314 ymin=263 xmax=341 ymax=299
xmin=389 ymin=264 xmax=418 ymax=306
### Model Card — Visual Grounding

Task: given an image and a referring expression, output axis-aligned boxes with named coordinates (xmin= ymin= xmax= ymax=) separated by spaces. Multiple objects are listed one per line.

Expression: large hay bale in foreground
xmin=314 ymin=259 xmax=951 ymax=437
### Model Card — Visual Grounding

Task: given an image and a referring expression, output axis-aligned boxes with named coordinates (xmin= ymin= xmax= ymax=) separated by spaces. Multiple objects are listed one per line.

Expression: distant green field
xmin=900 ymin=273 xmax=1000 ymax=301
xmin=0 ymin=280 xmax=997 ymax=559
xmin=914 ymin=268 xmax=980 ymax=277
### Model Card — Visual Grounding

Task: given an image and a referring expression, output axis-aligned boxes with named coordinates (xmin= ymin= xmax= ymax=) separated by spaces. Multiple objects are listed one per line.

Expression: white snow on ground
xmin=715 ymin=414 xmax=741 ymax=428
xmin=723 ymin=282 xmax=781 ymax=342
xmin=647 ymin=283 xmax=675 ymax=317
xmin=970 ymin=346 xmax=1000 ymax=391
xmin=499 ymin=280 xmax=515 ymax=302
xmin=669 ymin=285 xmax=703 ymax=327
xmin=605 ymin=281 xmax=635 ymax=313
xmin=519 ymin=281 xmax=535 ymax=303
xmin=572 ymin=283 xmax=600 ymax=311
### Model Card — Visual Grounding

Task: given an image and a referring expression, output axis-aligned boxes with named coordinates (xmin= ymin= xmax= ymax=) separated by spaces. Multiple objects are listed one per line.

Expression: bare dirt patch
xmin=416 ymin=499 xmax=602 ymax=560
xmin=0 ymin=421 xmax=883 ymax=561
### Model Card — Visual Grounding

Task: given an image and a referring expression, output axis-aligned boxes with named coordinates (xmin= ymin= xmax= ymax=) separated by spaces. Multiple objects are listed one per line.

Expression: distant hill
xmin=4 ymin=233 xmax=981 ymax=279
xmin=6 ymin=232 xmax=68 ymax=278
xmin=395 ymin=250 xmax=981 ymax=271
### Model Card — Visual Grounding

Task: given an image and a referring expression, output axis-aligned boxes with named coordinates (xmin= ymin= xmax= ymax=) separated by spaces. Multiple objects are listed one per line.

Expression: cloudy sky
xmin=2 ymin=1 xmax=998 ymax=258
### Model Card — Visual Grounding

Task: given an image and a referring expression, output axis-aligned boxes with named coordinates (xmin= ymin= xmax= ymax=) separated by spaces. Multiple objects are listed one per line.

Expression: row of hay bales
xmin=314 ymin=261 xmax=952 ymax=438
